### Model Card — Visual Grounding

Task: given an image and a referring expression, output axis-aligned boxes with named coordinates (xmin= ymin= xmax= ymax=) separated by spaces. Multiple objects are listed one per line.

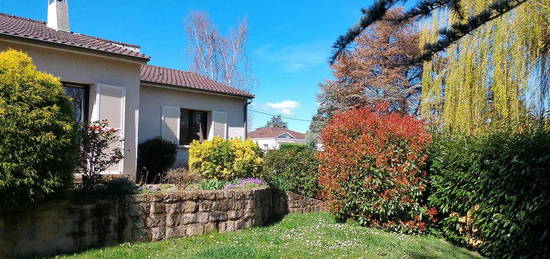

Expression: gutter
xmin=244 ymin=100 xmax=253 ymax=139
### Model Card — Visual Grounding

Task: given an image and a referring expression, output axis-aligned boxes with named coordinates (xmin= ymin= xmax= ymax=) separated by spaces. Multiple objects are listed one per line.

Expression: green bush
xmin=429 ymin=127 xmax=550 ymax=258
xmin=138 ymin=137 xmax=178 ymax=183
xmin=263 ymin=144 xmax=320 ymax=198
xmin=198 ymin=179 xmax=231 ymax=190
xmin=188 ymin=137 xmax=263 ymax=180
xmin=0 ymin=50 xmax=78 ymax=204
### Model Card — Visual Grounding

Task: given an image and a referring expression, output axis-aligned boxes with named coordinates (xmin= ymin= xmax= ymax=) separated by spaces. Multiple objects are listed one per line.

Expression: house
xmin=0 ymin=0 xmax=253 ymax=179
xmin=248 ymin=127 xmax=306 ymax=150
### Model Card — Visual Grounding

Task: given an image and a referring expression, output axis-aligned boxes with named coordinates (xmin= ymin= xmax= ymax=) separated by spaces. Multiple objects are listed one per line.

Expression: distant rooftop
xmin=248 ymin=127 xmax=305 ymax=139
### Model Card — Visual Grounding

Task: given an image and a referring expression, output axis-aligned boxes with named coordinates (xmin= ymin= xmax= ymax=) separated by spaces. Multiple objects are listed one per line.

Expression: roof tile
xmin=0 ymin=13 xmax=149 ymax=60
xmin=140 ymin=65 xmax=253 ymax=98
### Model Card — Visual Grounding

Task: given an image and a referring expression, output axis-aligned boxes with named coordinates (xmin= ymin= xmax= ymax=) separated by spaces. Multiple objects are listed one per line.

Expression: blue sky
xmin=0 ymin=0 xmax=384 ymax=132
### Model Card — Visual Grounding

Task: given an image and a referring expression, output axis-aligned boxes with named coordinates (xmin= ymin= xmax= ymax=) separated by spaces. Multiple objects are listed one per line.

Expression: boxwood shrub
xmin=0 ymin=50 xmax=78 ymax=204
xmin=137 ymin=137 xmax=178 ymax=183
xmin=188 ymin=137 xmax=263 ymax=180
xmin=262 ymin=143 xmax=320 ymax=198
xmin=428 ymin=127 xmax=550 ymax=258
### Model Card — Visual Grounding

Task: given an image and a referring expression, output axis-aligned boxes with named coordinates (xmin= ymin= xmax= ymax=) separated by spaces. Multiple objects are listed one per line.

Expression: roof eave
xmin=141 ymin=81 xmax=254 ymax=99
xmin=0 ymin=33 xmax=150 ymax=63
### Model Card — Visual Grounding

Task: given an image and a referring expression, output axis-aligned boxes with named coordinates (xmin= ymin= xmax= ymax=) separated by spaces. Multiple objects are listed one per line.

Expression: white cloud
xmin=266 ymin=100 xmax=300 ymax=115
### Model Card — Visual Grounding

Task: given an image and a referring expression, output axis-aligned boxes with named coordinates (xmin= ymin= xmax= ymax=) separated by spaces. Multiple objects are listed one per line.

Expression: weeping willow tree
xmin=420 ymin=0 xmax=550 ymax=134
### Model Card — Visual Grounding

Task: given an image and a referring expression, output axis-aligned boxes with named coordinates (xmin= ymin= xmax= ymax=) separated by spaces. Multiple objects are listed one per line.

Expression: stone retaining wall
xmin=0 ymin=188 xmax=272 ymax=258
xmin=0 ymin=187 xmax=324 ymax=258
xmin=272 ymin=189 xmax=325 ymax=217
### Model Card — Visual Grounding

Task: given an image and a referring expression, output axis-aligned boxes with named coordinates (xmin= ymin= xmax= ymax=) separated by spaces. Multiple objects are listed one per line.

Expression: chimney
xmin=47 ymin=0 xmax=70 ymax=31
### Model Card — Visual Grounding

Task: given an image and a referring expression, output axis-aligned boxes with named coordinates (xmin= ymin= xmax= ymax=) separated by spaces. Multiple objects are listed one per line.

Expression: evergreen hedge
xmin=0 ymin=50 xmax=77 ymax=204
xmin=429 ymin=127 xmax=550 ymax=258
xmin=263 ymin=144 xmax=319 ymax=198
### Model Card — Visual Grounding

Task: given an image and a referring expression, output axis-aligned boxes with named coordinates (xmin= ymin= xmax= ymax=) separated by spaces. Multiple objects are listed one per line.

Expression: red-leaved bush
xmin=318 ymin=106 xmax=434 ymax=233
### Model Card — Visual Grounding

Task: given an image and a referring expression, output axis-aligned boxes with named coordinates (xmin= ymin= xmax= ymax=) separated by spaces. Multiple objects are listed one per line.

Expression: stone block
xmin=186 ymin=224 xmax=205 ymax=236
xmin=183 ymin=201 xmax=197 ymax=213
xmin=150 ymin=202 xmax=165 ymax=214
xmin=204 ymin=222 xmax=217 ymax=233
xmin=165 ymin=227 xmax=177 ymax=239
xmin=164 ymin=194 xmax=184 ymax=203
xmin=202 ymin=191 xmax=217 ymax=200
xmin=146 ymin=214 xmax=166 ymax=228
xmin=209 ymin=212 xmax=228 ymax=222
xmin=197 ymin=212 xmax=210 ymax=223
xmin=181 ymin=214 xmax=197 ymax=225
xmin=218 ymin=221 xmax=235 ymax=233
xmin=165 ymin=203 xmax=182 ymax=214
xmin=151 ymin=227 xmax=164 ymax=241
xmin=198 ymin=200 xmax=212 ymax=212
xmin=222 ymin=190 xmax=234 ymax=199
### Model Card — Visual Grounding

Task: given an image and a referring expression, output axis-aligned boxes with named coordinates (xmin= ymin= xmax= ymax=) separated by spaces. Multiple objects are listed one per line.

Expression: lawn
xmin=56 ymin=213 xmax=481 ymax=259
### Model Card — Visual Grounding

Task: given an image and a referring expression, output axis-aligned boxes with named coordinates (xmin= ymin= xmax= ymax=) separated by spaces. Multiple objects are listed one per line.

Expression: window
xmin=180 ymin=109 xmax=208 ymax=145
xmin=63 ymin=83 xmax=88 ymax=124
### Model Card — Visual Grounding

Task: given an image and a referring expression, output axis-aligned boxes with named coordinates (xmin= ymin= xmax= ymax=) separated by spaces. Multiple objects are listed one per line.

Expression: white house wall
xmin=0 ymin=40 xmax=142 ymax=179
xmin=139 ymin=85 xmax=247 ymax=168
xmin=253 ymin=138 xmax=306 ymax=150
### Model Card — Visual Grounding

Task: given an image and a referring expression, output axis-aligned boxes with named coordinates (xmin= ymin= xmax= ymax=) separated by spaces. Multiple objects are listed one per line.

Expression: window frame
xmin=62 ymin=82 xmax=89 ymax=124
xmin=179 ymin=109 xmax=208 ymax=146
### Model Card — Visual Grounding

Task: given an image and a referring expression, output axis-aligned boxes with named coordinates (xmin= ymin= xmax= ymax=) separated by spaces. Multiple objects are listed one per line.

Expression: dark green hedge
xmin=137 ymin=137 xmax=178 ymax=183
xmin=262 ymin=144 xmax=319 ymax=198
xmin=429 ymin=128 xmax=550 ymax=258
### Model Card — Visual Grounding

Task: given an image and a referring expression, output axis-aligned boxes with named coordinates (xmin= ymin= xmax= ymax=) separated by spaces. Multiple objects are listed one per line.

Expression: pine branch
xmin=331 ymin=0 xmax=531 ymax=65
xmin=330 ymin=0 xmax=404 ymax=64
xmin=396 ymin=0 xmax=462 ymax=22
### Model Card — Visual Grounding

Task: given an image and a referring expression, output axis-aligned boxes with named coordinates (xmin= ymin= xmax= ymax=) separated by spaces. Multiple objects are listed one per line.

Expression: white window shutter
xmin=161 ymin=105 xmax=180 ymax=144
xmin=94 ymin=84 xmax=126 ymax=174
xmin=212 ymin=111 xmax=227 ymax=139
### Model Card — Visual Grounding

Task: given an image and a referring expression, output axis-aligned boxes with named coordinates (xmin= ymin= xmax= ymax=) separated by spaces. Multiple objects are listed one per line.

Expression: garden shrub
xmin=0 ymin=50 xmax=78 ymax=204
xmin=429 ymin=127 xmax=550 ymax=258
xmin=318 ymin=106 xmax=433 ymax=233
xmin=188 ymin=137 xmax=263 ymax=180
xmin=73 ymin=177 xmax=137 ymax=196
xmin=79 ymin=120 xmax=125 ymax=190
xmin=198 ymin=179 xmax=232 ymax=190
xmin=165 ymin=168 xmax=203 ymax=190
xmin=263 ymin=144 xmax=320 ymax=198
xmin=137 ymin=137 xmax=178 ymax=183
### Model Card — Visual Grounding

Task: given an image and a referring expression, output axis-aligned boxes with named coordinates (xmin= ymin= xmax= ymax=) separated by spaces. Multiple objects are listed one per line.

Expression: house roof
xmin=140 ymin=65 xmax=254 ymax=98
xmin=248 ymin=127 xmax=306 ymax=139
xmin=0 ymin=13 xmax=149 ymax=61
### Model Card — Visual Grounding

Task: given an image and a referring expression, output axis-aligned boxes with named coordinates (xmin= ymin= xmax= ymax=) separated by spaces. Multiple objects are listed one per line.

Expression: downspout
xmin=244 ymin=99 xmax=252 ymax=139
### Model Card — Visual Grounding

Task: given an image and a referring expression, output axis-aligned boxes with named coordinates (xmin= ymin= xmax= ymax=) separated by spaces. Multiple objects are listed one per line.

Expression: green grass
xmin=55 ymin=213 xmax=481 ymax=259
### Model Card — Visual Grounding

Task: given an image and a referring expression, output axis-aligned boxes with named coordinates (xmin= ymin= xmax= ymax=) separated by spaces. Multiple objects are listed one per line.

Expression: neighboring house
xmin=0 ymin=0 xmax=253 ymax=179
xmin=248 ymin=127 xmax=306 ymax=150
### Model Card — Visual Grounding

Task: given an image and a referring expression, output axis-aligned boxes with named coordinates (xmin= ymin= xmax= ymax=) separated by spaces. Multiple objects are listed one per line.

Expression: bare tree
xmin=185 ymin=11 xmax=253 ymax=91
